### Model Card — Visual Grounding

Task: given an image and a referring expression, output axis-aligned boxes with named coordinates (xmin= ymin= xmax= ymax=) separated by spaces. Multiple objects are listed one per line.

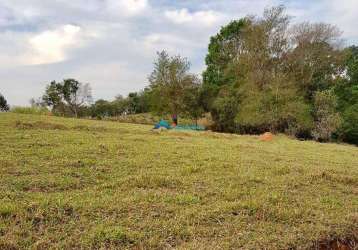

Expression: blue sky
xmin=1 ymin=0 xmax=358 ymax=106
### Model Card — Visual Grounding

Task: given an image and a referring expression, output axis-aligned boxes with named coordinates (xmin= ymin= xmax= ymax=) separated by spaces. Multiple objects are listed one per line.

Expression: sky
xmin=1 ymin=0 xmax=358 ymax=106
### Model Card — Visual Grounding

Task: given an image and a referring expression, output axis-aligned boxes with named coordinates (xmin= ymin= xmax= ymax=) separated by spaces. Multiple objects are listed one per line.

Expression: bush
xmin=11 ymin=106 xmax=50 ymax=115
xmin=340 ymin=104 xmax=358 ymax=145
xmin=211 ymin=91 xmax=239 ymax=132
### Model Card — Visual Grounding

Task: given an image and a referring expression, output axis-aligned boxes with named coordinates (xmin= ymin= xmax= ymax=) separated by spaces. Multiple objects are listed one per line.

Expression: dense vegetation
xmin=4 ymin=6 xmax=358 ymax=145
xmin=201 ymin=6 xmax=357 ymax=145
xmin=0 ymin=93 xmax=9 ymax=112
xmin=0 ymin=113 xmax=357 ymax=249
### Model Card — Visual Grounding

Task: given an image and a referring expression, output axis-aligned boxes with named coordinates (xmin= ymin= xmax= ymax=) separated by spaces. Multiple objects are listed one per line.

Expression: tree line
xmin=2 ymin=6 xmax=357 ymax=145
xmin=200 ymin=6 xmax=357 ymax=144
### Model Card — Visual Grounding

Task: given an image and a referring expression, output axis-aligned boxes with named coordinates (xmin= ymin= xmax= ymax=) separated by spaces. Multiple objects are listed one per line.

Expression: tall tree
xmin=335 ymin=46 xmax=358 ymax=144
xmin=149 ymin=51 xmax=198 ymax=120
xmin=202 ymin=19 xmax=247 ymax=110
xmin=0 ymin=93 xmax=10 ymax=111
xmin=287 ymin=22 xmax=344 ymax=98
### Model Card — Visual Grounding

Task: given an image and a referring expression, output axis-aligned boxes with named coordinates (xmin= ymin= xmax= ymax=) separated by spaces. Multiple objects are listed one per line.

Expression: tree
xmin=287 ymin=22 xmax=344 ymax=99
xmin=335 ymin=46 xmax=358 ymax=144
xmin=42 ymin=81 xmax=63 ymax=112
xmin=149 ymin=51 xmax=198 ymax=120
xmin=340 ymin=104 xmax=358 ymax=145
xmin=182 ymin=81 xmax=205 ymax=127
xmin=91 ymin=99 xmax=113 ymax=119
xmin=312 ymin=90 xmax=342 ymax=142
xmin=0 ymin=93 xmax=9 ymax=111
xmin=211 ymin=86 xmax=240 ymax=132
xmin=200 ymin=5 xmax=349 ymax=142
xmin=202 ymin=19 xmax=247 ymax=110
xmin=61 ymin=79 xmax=92 ymax=117
xmin=42 ymin=79 xmax=92 ymax=117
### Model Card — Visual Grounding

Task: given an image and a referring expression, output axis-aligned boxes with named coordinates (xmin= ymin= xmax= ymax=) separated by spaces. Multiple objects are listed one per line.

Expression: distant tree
xmin=42 ymin=81 xmax=64 ymax=113
xmin=91 ymin=99 xmax=113 ymax=119
xmin=61 ymin=79 xmax=92 ymax=117
xmin=42 ymin=79 xmax=92 ymax=117
xmin=0 ymin=93 xmax=10 ymax=111
xmin=127 ymin=92 xmax=140 ymax=114
xmin=149 ymin=51 xmax=198 ymax=121
xmin=30 ymin=97 xmax=46 ymax=108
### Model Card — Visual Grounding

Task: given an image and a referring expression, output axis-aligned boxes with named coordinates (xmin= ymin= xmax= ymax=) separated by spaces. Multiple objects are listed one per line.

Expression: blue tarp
xmin=153 ymin=120 xmax=205 ymax=131
xmin=153 ymin=120 xmax=171 ymax=129
xmin=174 ymin=125 xmax=205 ymax=131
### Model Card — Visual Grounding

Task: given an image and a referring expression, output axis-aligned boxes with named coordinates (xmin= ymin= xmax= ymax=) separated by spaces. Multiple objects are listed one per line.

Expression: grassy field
xmin=0 ymin=113 xmax=357 ymax=249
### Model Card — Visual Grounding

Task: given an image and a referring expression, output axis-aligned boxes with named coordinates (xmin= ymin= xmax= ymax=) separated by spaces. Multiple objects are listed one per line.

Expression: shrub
xmin=11 ymin=106 xmax=50 ymax=115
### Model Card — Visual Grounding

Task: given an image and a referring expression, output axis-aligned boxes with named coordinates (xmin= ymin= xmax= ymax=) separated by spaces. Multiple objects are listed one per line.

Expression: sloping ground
xmin=0 ymin=113 xmax=357 ymax=249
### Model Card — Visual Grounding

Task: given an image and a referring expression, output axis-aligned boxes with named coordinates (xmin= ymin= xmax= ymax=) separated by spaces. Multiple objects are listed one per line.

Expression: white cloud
xmin=165 ymin=8 xmax=221 ymax=26
xmin=143 ymin=33 xmax=202 ymax=56
xmin=106 ymin=0 xmax=148 ymax=16
xmin=27 ymin=24 xmax=82 ymax=65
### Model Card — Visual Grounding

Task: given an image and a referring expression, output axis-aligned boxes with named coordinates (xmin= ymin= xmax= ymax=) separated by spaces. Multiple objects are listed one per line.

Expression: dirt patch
xmin=312 ymin=238 xmax=357 ymax=250
xmin=15 ymin=121 xmax=68 ymax=130
xmin=72 ymin=125 xmax=109 ymax=132
xmin=310 ymin=171 xmax=358 ymax=186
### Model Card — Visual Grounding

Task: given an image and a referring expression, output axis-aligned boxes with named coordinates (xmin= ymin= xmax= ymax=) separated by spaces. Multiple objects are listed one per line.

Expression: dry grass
xmin=0 ymin=113 xmax=357 ymax=249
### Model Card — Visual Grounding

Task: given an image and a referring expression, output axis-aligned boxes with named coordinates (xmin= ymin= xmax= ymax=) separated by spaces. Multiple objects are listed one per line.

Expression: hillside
xmin=0 ymin=113 xmax=357 ymax=249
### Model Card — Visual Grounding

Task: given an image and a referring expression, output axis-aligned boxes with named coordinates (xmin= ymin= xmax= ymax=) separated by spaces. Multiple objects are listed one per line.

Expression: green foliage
xmin=334 ymin=46 xmax=358 ymax=144
xmin=90 ymin=89 xmax=152 ymax=119
xmin=90 ymin=99 xmax=113 ymax=118
xmin=0 ymin=93 xmax=10 ymax=111
xmin=346 ymin=45 xmax=358 ymax=83
xmin=312 ymin=90 xmax=342 ymax=142
xmin=211 ymin=86 xmax=239 ymax=132
xmin=149 ymin=50 xmax=200 ymax=118
xmin=340 ymin=104 xmax=358 ymax=145
xmin=236 ymin=77 xmax=313 ymax=135
xmin=203 ymin=19 xmax=247 ymax=88
xmin=201 ymin=6 xmax=353 ymax=143
xmin=202 ymin=19 xmax=247 ymax=109
xmin=42 ymin=79 xmax=92 ymax=117
xmin=182 ymin=83 xmax=205 ymax=125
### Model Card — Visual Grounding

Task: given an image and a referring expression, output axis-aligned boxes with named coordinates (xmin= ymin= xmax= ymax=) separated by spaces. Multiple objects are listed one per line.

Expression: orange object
xmin=259 ymin=132 xmax=273 ymax=141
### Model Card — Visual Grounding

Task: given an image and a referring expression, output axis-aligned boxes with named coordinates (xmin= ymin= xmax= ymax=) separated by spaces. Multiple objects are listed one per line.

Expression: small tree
xmin=0 ymin=93 xmax=9 ymax=111
xmin=42 ymin=79 xmax=92 ymax=117
xmin=62 ymin=79 xmax=92 ymax=117
xmin=42 ymin=81 xmax=64 ymax=113
xmin=312 ymin=90 xmax=342 ymax=141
